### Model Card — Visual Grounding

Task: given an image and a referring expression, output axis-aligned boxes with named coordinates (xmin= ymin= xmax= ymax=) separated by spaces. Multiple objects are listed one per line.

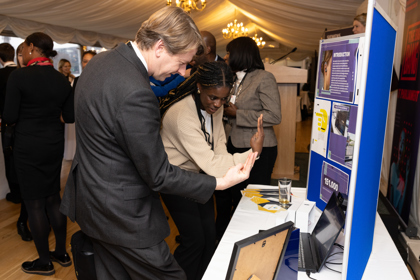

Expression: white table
xmin=203 ymin=185 xmax=412 ymax=280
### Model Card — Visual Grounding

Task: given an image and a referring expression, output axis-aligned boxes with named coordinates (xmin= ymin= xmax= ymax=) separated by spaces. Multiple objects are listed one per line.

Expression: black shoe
xmin=6 ymin=193 xmax=21 ymax=204
xmin=21 ymin=259 xmax=55 ymax=276
xmin=17 ymin=221 xmax=33 ymax=241
xmin=50 ymin=251 xmax=72 ymax=267
xmin=175 ymin=235 xmax=182 ymax=244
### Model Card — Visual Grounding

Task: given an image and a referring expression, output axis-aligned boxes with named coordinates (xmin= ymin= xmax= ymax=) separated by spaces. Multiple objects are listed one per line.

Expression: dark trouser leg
xmin=2 ymin=129 xmax=22 ymax=203
xmin=91 ymin=237 xmax=186 ymax=280
xmin=161 ymin=193 xmax=215 ymax=280
xmin=196 ymin=196 xmax=216 ymax=279
xmin=24 ymin=198 xmax=51 ymax=265
xmin=214 ymin=190 xmax=233 ymax=241
xmin=45 ymin=193 xmax=67 ymax=255
xmin=18 ymin=200 xmax=29 ymax=223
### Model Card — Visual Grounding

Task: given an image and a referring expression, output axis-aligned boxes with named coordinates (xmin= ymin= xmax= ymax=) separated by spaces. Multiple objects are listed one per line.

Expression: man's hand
xmin=250 ymin=114 xmax=264 ymax=156
xmin=215 ymin=152 xmax=258 ymax=190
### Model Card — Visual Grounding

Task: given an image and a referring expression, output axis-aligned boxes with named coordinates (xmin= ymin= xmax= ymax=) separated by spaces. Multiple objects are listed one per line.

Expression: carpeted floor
xmin=270 ymin=152 xmax=309 ymax=188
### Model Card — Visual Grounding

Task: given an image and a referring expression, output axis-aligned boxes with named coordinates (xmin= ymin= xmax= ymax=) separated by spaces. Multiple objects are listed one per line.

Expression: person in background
xmin=150 ymin=73 xmax=186 ymax=97
xmin=60 ymin=7 xmax=257 ymax=280
xmin=160 ymin=61 xmax=264 ymax=280
xmin=0 ymin=43 xmax=32 ymax=242
xmin=0 ymin=43 xmax=19 ymax=201
xmin=16 ymin=43 xmax=25 ymax=68
xmin=354 ymin=12 xmax=399 ymax=91
xmin=187 ymin=31 xmax=222 ymax=75
xmin=152 ymin=30 xmax=224 ymax=98
xmin=353 ymin=13 xmax=366 ymax=34
xmin=200 ymin=31 xmax=225 ymax=63
xmin=217 ymin=36 xmax=282 ymax=241
xmin=3 ymin=32 xmax=74 ymax=276
xmin=63 ymin=50 xmax=96 ymax=161
xmin=72 ymin=50 xmax=96 ymax=90
xmin=58 ymin=58 xmax=75 ymax=84
xmin=151 ymin=30 xmax=223 ymax=99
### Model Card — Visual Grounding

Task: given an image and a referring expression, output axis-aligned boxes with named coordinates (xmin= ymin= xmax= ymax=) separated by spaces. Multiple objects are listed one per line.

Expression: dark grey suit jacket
xmin=60 ymin=42 xmax=215 ymax=248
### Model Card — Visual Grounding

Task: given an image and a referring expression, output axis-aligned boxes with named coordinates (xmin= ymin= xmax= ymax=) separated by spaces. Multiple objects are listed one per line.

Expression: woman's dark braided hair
xmin=159 ymin=61 xmax=234 ymax=147
xmin=194 ymin=61 xmax=234 ymax=146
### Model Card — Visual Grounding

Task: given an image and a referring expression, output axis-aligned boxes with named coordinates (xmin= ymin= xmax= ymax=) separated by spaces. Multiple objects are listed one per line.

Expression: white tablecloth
xmin=203 ymin=185 xmax=412 ymax=280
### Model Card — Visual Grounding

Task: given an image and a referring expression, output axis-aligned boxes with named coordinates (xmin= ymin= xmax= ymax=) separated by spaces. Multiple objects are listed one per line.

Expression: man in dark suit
xmin=0 ymin=43 xmax=32 ymax=241
xmin=60 ymin=7 xmax=256 ymax=279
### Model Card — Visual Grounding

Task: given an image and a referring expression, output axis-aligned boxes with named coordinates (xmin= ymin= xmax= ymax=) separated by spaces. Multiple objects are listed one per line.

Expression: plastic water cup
xmin=278 ymin=178 xmax=292 ymax=206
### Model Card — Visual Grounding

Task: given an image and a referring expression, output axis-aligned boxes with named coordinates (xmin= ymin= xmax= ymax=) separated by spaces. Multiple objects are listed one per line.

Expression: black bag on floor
xmin=71 ymin=230 xmax=97 ymax=280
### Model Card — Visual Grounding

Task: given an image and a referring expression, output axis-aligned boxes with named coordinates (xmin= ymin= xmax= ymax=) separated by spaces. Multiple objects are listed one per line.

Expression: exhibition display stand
xmin=204 ymin=1 xmax=401 ymax=279
xmin=264 ymin=64 xmax=307 ymax=180
xmin=306 ymin=1 xmax=398 ymax=279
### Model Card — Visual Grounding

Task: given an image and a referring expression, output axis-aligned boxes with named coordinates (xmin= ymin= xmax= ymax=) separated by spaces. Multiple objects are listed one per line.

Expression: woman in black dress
xmin=3 ymin=32 xmax=74 ymax=276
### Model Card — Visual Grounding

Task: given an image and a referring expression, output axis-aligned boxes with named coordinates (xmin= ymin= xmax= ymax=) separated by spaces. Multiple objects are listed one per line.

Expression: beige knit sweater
xmin=160 ymin=95 xmax=251 ymax=177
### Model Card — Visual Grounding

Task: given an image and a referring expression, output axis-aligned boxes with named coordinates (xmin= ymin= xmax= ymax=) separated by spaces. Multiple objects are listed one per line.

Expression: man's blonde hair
xmin=135 ymin=6 xmax=204 ymax=56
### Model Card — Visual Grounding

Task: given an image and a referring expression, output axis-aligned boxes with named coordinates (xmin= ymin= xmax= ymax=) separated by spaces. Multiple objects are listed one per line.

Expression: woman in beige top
xmin=160 ymin=61 xmax=264 ymax=280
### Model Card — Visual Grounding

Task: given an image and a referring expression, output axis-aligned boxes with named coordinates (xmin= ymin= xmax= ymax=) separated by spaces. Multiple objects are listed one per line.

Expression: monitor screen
xmin=312 ymin=193 xmax=346 ymax=269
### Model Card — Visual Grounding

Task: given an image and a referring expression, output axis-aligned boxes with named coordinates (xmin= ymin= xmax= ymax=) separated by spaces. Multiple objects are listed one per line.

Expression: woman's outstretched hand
xmin=250 ymin=114 xmax=264 ymax=156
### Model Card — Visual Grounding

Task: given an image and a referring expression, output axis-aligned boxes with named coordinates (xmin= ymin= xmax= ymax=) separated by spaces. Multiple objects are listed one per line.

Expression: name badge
xmin=230 ymin=95 xmax=237 ymax=104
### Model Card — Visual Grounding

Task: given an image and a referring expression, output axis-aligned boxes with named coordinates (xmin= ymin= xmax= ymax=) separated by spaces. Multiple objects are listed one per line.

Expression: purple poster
xmin=328 ymin=102 xmax=358 ymax=169
xmin=320 ymin=161 xmax=349 ymax=203
xmin=317 ymin=39 xmax=360 ymax=103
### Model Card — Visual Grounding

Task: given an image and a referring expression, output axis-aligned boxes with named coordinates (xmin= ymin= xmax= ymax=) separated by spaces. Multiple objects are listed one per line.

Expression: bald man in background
xmin=201 ymin=31 xmax=225 ymax=63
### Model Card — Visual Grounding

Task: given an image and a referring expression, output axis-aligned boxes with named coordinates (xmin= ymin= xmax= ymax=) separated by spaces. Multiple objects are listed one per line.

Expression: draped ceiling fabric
xmin=0 ymin=0 xmax=364 ymax=57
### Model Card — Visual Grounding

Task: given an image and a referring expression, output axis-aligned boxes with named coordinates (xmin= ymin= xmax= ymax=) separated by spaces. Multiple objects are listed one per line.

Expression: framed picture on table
xmin=225 ymin=221 xmax=295 ymax=280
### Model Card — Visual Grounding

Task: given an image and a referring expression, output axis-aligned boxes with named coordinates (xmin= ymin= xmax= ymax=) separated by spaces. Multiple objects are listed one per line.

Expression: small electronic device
xmin=295 ymin=201 xmax=316 ymax=233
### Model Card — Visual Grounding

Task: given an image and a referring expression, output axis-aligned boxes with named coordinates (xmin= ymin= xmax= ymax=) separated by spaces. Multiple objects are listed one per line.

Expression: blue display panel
xmin=306 ymin=4 xmax=396 ymax=279
xmin=346 ymin=8 xmax=396 ymax=280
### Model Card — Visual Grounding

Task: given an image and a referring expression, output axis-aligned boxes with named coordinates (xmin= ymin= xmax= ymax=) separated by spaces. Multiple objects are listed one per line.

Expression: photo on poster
xmin=320 ymin=161 xmax=349 ymax=203
xmin=328 ymin=102 xmax=358 ymax=169
xmin=316 ymin=39 xmax=360 ymax=103
xmin=311 ymin=98 xmax=331 ymax=157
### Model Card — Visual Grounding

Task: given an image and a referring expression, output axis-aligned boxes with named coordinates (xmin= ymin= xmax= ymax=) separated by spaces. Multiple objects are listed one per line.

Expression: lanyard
xmin=201 ymin=110 xmax=214 ymax=150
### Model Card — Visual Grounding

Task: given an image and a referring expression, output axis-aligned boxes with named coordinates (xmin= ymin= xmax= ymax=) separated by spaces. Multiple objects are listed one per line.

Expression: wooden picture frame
xmin=225 ymin=221 xmax=294 ymax=280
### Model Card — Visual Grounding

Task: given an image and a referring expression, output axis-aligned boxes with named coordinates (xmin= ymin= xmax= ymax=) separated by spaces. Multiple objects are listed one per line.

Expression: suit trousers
xmin=215 ymin=137 xmax=277 ymax=240
xmin=90 ymin=237 xmax=186 ymax=280
xmin=160 ymin=193 xmax=216 ymax=280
